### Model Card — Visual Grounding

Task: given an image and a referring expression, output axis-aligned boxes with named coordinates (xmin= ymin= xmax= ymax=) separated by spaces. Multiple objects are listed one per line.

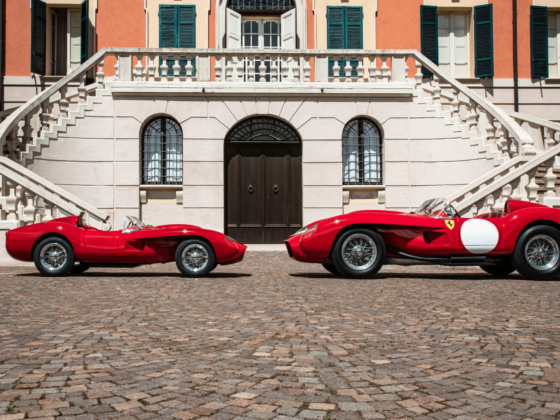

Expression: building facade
xmin=0 ymin=0 xmax=560 ymax=257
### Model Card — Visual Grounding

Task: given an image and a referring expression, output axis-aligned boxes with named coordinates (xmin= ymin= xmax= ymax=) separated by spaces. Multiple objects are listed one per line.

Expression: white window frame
xmin=50 ymin=10 xmax=58 ymax=75
xmin=438 ymin=11 xmax=470 ymax=78
xmin=241 ymin=17 xmax=281 ymax=49
xmin=67 ymin=8 xmax=81 ymax=74
xmin=549 ymin=11 xmax=560 ymax=78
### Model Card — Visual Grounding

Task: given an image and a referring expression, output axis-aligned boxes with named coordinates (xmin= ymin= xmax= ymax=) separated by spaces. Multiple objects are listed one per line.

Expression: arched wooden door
xmin=225 ymin=117 xmax=302 ymax=244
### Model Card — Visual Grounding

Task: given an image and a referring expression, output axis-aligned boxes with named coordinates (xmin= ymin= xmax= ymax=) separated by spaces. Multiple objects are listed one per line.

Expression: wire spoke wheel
xmin=525 ymin=235 xmax=560 ymax=271
xmin=341 ymin=234 xmax=377 ymax=271
xmin=39 ymin=243 xmax=68 ymax=271
xmin=181 ymin=244 xmax=209 ymax=272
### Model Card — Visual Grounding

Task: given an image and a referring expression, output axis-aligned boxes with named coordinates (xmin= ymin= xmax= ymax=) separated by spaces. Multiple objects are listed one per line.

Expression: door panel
xmin=83 ymin=230 xmax=119 ymax=261
xmin=226 ymin=143 xmax=302 ymax=244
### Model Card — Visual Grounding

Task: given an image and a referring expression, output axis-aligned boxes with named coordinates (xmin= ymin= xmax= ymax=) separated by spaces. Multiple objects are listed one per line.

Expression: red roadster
xmin=285 ymin=198 xmax=560 ymax=280
xmin=6 ymin=213 xmax=246 ymax=277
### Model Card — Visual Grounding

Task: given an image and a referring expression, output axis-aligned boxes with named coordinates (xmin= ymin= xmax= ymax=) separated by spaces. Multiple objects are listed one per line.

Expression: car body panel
xmin=286 ymin=200 xmax=559 ymax=264
xmin=6 ymin=217 xmax=246 ymax=266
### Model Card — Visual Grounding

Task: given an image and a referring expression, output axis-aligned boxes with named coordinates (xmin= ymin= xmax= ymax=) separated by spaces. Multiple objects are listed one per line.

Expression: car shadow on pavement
xmin=15 ymin=272 xmax=253 ymax=279
xmin=289 ymin=272 xmax=531 ymax=281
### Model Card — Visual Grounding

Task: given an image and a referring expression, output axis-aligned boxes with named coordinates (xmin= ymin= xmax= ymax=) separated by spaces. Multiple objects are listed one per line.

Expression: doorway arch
xmin=224 ymin=116 xmax=303 ymax=244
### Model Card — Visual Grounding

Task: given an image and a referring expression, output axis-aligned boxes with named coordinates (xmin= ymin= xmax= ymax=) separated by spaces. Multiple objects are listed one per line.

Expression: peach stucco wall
xmin=6 ymin=1 xmax=32 ymax=76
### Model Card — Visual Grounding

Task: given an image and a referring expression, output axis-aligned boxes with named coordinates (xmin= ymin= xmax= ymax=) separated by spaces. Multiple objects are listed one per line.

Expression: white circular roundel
xmin=460 ymin=219 xmax=499 ymax=254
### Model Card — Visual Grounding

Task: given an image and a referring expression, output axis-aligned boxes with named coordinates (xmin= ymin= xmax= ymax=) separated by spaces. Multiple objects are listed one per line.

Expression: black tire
xmin=512 ymin=225 xmax=560 ymax=280
xmin=71 ymin=262 xmax=91 ymax=275
xmin=33 ymin=237 xmax=75 ymax=277
xmin=331 ymin=228 xmax=385 ymax=279
xmin=322 ymin=263 xmax=341 ymax=276
xmin=175 ymin=239 xmax=216 ymax=278
xmin=480 ymin=263 xmax=516 ymax=277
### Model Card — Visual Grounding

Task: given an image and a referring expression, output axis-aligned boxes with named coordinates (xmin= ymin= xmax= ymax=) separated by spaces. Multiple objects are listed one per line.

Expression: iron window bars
xmin=226 ymin=116 xmax=301 ymax=142
xmin=342 ymin=118 xmax=382 ymax=185
xmin=142 ymin=117 xmax=183 ymax=185
xmin=229 ymin=0 xmax=294 ymax=12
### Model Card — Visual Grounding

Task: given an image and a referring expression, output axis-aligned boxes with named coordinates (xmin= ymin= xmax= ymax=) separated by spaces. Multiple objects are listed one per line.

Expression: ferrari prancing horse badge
xmin=445 ymin=220 xmax=455 ymax=230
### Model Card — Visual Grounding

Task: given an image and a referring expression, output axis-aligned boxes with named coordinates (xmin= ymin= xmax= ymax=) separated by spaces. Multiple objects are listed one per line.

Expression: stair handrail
xmin=504 ymin=109 xmax=560 ymax=134
xmin=0 ymin=156 xmax=110 ymax=226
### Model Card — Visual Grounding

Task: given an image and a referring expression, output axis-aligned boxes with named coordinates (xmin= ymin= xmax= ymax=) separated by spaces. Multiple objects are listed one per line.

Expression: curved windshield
xmin=414 ymin=198 xmax=456 ymax=219
xmin=123 ymin=215 xmax=146 ymax=233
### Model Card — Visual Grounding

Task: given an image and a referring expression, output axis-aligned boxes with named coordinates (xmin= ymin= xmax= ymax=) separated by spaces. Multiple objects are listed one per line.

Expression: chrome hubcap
xmin=39 ymin=243 xmax=67 ymax=271
xmin=181 ymin=244 xmax=209 ymax=272
xmin=341 ymin=234 xmax=377 ymax=271
xmin=525 ymin=235 xmax=559 ymax=271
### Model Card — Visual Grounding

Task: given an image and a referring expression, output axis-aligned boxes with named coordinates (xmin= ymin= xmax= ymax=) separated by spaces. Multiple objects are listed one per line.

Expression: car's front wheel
xmin=332 ymin=228 xmax=385 ymax=279
xmin=512 ymin=225 xmax=560 ymax=280
xmin=33 ymin=237 xmax=75 ymax=277
xmin=322 ymin=263 xmax=341 ymax=276
xmin=175 ymin=239 xmax=216 ymax=277
xmin=71 ymin=262 xmax=91 ymax=275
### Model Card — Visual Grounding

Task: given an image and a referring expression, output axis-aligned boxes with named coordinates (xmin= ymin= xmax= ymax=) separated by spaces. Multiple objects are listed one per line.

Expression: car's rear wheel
xmin=512 ymin=225 xmax=560 ymax=280
xmin=175 ymin=239 xmax=216 ymax=278
xmin=480 ymin=262 xmax=515 ymax=277
xmin=322 ymin=263 xmax=340 ymax=276
xmin=33 ymin=237 xmax=75 ymax=277
xmin=332 ymin=229 xmax=385 ymax=279
xmin=71 ymin=262 xmax=91 ymax=275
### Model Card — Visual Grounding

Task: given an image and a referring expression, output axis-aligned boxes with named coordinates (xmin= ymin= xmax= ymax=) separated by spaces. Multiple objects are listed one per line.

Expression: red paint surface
xmin=285 ymin=199 xmax=557 ymax=264
xmin=6 ymin=216 xmax=246 ymax=271
xmin=96 ymin=0 xmax=146 ymax=77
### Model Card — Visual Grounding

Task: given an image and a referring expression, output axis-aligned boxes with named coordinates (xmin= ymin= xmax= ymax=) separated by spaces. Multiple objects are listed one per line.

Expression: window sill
xmin=140 ymin=185 xmax=183 ymax=190
xmin=342 ymin=185 xmax=385 ymax=190
xmin=455 ymin=78 xmax=482 ymax=83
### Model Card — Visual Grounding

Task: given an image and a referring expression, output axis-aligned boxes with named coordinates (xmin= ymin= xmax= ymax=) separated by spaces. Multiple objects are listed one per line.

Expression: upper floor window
xmin=548 ymin=12 xmax=560 ymax=78
xmin=438 ymin=12 xmax=469 ymax=78
xmin=342 ymin=119 xmax=382 ymax=186
xmin=327 ymin=7 xmax=363 ymax=78
xmin=159 ymin=5 xmax=196 ymax=77
xmin=142 ymin=117 xmax=183 ymax=185
xmin=229 ymin=0 xmax=294 ymax=13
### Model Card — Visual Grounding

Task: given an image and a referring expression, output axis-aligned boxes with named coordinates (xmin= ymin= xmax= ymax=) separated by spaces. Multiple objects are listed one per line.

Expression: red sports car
xmin=285 ymin=198 xmax=560 ymax=280
xmin=6 ymin=213 xmax=246 ymax=277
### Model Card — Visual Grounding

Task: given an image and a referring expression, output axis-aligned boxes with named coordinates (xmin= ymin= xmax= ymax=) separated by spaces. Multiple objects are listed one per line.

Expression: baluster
xmin=22 ymin=190 xmax=38 ymax=225
xmin=356 ymin=56 xmax=364 ymax=83
xmin=368 ymin=55 xmax=377 ymax=83
xmin=43 ymin=200 xmax=55 ymax=222
xmin=236 ymin=56 xmax=244 ymax=82
xmin=185 ymin=55 xmax=193 ymax=82
xmin=224 ymin=56 xmax=234 ymax=82
xmin=332 ymin=56 xmax=341 ymax=83
xmin=5 ymin=180 xmax=21 ymax=221
xmin=135 ymin=55 xmax=144 ymax=81
xmin=344 ymin=56 xmax=353 ymax=83
xmin=59 ymin=86 xmax=69 ymax=120
xmin=160 ymin=55 xmax=169 ymax=82
xmin=247 ymin=55 xmax=255 ymax=82
xmin=509 ymin=133 xmax=519 ymax=158
xmin=292 ymin=56 xmax=301 ymax=82
xmin=485 ymin=114 xmax=496 ymax=145
xmin=145 ymin=55 xmax=155 ymax=82
xmin=544 ymin=158 xmax=557 ymax=199
xmin=432 ymin=75 xmax=441 ymax=111
xmin=172 ymin=57 xmax=181 ymax=82
xmin=495 ymin=183 xmax=512 ymax=212
xmin=380 ymin=55 xmax=389 ymax=83
xmin=258 ymin=55 xmax=267 ymax=83
xmin=415 ymin=59 xmax=423 ymax=90
xmin=466 ymin=100 xmax=478 ymax=133
xmin=303 ymin=55 xmax=311 ymax=83
xmin=41 ymin=102 xmax=52 ymax=133
xmin=97 ymin=57 xmax=106 ymax=86
xmin=525 ymin=167 xmax=539 ymax=203
xmin=281 ymin=56 xmax=290 ymax=82
xmin=404 ymin=56 xmax=410 ymax=82
xmin=6 ymin=127 xmax=19 ymax=160
xmin=213 ymin=54 xmax=222 ymax=82
xmin=482 ymin=192 xmax=495 ymax=214
xmin=546 ymin=128 xmax=557 ymax=150
xmin=509 ymin=172 xmax=524 ymax=201
xmin=78 ymin=73 xmax=87 ymax=104
xmin=114 ymin=55 xmax=119 ymax=79
xmin=22 ymin=114 xmax=33 ymax=156
xmin=450 ymin=87 xmax=460 ymax=124
xmin=494 ymin=120 xmax=509 ymax=159
xmin=271 ymin=55 xmax=279 ymax=82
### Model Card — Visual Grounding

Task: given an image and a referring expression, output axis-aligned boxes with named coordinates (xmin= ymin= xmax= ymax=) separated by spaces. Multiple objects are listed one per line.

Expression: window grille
xmin=229 ymin=0 xmax=293 ymax=13
xmin=342 ymin=118 xmax=382 ymax=185
xmin=227 ymin=117 xmax=300 ymax=142
xmin=142 ymin=117 xmax=183 ymax=185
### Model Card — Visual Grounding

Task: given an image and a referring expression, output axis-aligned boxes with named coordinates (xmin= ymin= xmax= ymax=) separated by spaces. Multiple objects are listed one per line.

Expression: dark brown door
xmin=225 ymin=143 xmax=302 ymax=244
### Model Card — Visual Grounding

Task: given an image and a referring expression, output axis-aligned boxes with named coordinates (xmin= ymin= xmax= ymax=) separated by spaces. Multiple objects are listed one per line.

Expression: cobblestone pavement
xmin=1 ymin=252 xmax=560 ymax=420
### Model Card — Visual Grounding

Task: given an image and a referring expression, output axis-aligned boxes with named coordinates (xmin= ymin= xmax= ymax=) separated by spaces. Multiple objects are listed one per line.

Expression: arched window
xmin=228 ymin=0 xmax=294 ymax=13
xmin=142 ymin=117 xmax=183 ymax=185
xmin=342 ymin=118 xmax=382 ymax=185
xmin=226 ymin=116 xmax=300 ymax=142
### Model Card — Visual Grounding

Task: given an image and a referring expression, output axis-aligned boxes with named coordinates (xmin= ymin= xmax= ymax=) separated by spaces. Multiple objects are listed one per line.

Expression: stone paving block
xmin=297 ymin=410 xmax=325 ymax=420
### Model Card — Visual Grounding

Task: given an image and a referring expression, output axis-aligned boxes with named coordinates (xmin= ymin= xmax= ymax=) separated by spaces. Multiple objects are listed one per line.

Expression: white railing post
xmin=332 ymin=56 xmax=341 ymax=83
xmin=544 ymin=158 xmax=557 ymax=199
xmin=451 ymin=87 xmax=460 ymax=124
xmin=22 ymin=189 xmax=38 ymax=224
xmin=344 ymin=56 xmax=353 ymax=83
xmin=96 ymin=57 xmax=106 ymax=86
xmin=380 ymin=55 xmax=389 ymax=83
xmin=303 ymin=55 xmax=311 ymax=83
xmin=172 ymin=57 xmax=181 ymax=82
xmin=135 ymin=55 xmax=144 ymax=81
xmin=415 ymin=59 xmax=422 ymax=90
xmin=78 ymin=72 xmax=87 ymax=103
xmin=525 ymin=167 xmax=539 ymax=203
xmin=368 ymin=55 xmax=377 ymax=83
xmin=247 ymin=55 xmax=255 ymax=82
xmin=281 ymin=56 xmax=290 ymax=82
xmin=213 ymin=54 xmax=222 ymax=82
xmin=258 ymin=56 xmax=267 ymax=83
xmin=292 ymin=55 xmax=301 ymax=82
xmin=161 ymin=55 xmax=169 ymax=82
xmin=271 ymin=55 xmax=279 ymax=82
xmin=59 ymin=85 xmax=69 ymax=119
xmin=185 ymin=55 xmax=193 ymax=82
xmin=43 ymin=200 xmax=55 ymax=222
xmin=236 ymin=56 xmax=244 ymax=82
xmin=147 ymin=55 xmax=155 ymax=82
xmin=4 ymin=179 xmax=20 ymax=221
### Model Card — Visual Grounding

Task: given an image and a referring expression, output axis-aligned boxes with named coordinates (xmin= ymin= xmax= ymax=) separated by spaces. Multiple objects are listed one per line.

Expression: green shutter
xmin=327 ymin=6 xmax=362 ymax=78
xmin=420 ymin=5 xmax=438 ymax=78
xmin=159 ymin=5 xmax=195 ymax=77
xmin=531 ymin=6 xmax=548 ymax=78
xmin=474 ymin=4 xmax=494 ymax=77
xmin=31 ymin=0 xmax=47 ymax=75
xmin=80 ymin=0 xmax=89 ymax=64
